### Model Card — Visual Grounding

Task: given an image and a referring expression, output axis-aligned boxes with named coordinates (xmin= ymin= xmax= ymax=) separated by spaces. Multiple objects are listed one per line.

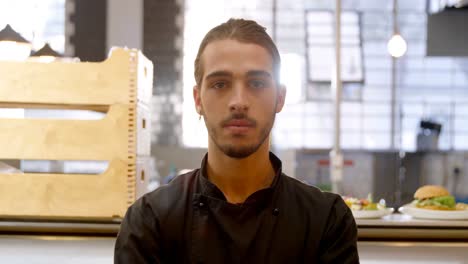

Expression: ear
xmin=275 ymin=84 xmax=287 ymax=113
xmin=193 ymin=85 xmax=203 ymax=114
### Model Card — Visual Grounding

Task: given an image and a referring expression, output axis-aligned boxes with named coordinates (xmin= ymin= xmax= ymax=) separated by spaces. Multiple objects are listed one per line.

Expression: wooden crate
xmin=0 ymin=48 xmax=153 ymax=220
xmin=0 ymin=48 xmax=152 ymax=107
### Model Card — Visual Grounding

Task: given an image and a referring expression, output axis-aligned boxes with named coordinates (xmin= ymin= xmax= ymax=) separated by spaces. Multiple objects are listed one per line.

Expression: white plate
xmin=351 ymin=208 xmax=394 ymax=219
xmin=399 ymin=203 xmax=468 ymax=220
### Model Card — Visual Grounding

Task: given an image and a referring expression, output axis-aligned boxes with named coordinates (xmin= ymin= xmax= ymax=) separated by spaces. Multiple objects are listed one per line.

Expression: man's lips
xmin=222 ymin=118 xmax=256 ymax=135
xmin=223 ymin=119 xmax=254 ymax=127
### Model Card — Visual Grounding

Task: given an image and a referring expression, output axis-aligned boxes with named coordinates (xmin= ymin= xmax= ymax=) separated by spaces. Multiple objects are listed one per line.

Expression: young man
xmin=115 ymin=18 xmax=359 ymax=263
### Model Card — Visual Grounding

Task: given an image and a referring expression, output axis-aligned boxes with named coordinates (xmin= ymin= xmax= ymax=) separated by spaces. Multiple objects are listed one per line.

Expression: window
xmin=305 ymin=10 xmax=364 ymax=101
xmin=0 ymin=0 xmax=65 ymax=53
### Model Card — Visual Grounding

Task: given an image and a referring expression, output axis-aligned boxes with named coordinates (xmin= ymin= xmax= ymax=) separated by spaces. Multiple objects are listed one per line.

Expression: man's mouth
xmin=222 ymin=118 xmax=256 ymax=134
xmin=224 ymin=119 xmax=254 ymax=127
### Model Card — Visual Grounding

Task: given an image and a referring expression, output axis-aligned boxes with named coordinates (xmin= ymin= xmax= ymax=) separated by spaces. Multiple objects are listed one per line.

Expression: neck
xmin=206 ymin=140 xmax=275 ymax=204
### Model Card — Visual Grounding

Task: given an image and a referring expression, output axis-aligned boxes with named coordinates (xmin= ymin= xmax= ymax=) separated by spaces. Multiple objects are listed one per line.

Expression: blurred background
xmin=1 ymin=0 xmax=468 ymax=263
xmin=2 ymin=0 xmax=468 ymax=206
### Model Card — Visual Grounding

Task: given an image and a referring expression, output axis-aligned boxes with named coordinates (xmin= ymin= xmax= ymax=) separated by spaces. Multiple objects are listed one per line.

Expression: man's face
xmin=193 ymin=39 xmax=286 ymax=159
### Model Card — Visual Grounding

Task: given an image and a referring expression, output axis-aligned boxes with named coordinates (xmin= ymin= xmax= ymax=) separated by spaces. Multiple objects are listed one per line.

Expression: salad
xmin=343 ymin=194 xmax=386 ymax=211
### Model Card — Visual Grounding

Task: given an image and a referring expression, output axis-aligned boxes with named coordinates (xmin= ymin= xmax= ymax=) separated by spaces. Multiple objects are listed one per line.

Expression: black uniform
xmin=115 ymin=153 xmax=359 ymax=263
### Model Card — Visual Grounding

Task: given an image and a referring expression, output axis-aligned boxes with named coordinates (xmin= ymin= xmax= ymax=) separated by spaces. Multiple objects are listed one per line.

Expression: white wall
xmin=0 ymin=236 xmax=115 ymax=264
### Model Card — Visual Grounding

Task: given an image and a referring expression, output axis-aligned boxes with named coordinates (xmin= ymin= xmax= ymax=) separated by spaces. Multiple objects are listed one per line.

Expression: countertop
xmin=357 ymin=213 xmax=468 ymax=241
xmin=1 ymin=213 xmax=467 ymax=241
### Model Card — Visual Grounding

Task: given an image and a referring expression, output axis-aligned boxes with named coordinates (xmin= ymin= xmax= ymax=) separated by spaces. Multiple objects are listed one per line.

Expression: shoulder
xmin=130 ymin=169 xmax=199 ymax=221
xmin=281 ymin=174 xmax=345 ymax=209
xmin=279 ymin=174 xmax=352 ymax=230
xmin=280 ymin=175 xmax=357 ymax=252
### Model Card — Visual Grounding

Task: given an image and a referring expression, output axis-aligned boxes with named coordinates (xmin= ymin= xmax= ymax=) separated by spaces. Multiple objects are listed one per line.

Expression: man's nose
xmin=228 ymin=83 xmax=249 ymax=112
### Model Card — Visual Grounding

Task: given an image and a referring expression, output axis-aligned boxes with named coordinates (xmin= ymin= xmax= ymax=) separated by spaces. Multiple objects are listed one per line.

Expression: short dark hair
xmin=194 ymin=18 xmax=281 ymax=86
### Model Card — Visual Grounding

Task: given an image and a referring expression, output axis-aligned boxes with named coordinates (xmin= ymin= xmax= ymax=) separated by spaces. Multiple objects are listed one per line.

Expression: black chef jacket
xmin=115 ymin=152 xmax=359 ymax=263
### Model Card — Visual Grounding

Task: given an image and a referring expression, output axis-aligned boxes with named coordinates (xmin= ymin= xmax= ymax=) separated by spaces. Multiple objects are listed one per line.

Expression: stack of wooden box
xmin=0 ymin=48 xmax=153 ymax=220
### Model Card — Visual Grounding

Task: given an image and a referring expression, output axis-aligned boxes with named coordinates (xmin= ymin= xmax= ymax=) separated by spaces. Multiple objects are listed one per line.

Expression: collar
xmin=197 ymin=152 xmax=283 ymax=205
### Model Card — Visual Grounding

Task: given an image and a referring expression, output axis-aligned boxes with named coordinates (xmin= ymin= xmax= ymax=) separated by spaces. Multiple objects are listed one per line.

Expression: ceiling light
xmin=387 ymin=33 xmax=407 ymax=58
xmin=30 ymin=43 xmax=62 ymax=63
xmin=0 ymin=24 xmax=32 ymax=61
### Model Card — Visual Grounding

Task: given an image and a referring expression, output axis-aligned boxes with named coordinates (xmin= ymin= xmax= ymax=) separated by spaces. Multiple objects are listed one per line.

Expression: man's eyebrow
xmin=246 ymin=70 xmax=273 ymax=79
xmin=205 ymin=71 xmax=232 ymax=80
xmin=205 ymin=70 xmax=273 ymax=80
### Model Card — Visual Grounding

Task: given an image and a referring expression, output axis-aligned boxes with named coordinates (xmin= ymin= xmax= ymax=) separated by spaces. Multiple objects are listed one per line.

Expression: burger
xmin=413 ymin=185 xmax=456 ymax=210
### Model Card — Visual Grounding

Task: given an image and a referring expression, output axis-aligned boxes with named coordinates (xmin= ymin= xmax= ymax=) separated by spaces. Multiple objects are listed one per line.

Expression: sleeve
xmin=114 ymin=197 xmax=162 ymax=264
xmin=318 ymin=196 xmax=360 ymax=264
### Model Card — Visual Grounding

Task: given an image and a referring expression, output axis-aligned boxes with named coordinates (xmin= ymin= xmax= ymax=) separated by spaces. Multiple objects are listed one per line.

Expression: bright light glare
xmin=28 ymin=55 xmax=56 ymax=63
xmin=387 ymin=34 xmax=407 ymax=58
xmin=280 ymin=53 xmax=303 ymax=104
xmin=0 ymin=41 xmax=31 ymax=61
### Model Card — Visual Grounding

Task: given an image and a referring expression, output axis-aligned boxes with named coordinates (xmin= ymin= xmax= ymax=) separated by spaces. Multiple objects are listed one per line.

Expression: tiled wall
xmin=67 ymin=0 xmax=107 ymax=61
xmin=144 ymin=0 xmax=185 ymax=146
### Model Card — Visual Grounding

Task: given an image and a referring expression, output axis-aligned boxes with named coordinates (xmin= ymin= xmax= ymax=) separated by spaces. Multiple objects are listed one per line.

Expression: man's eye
xmin=249 ymin=79 xmax=266 ymax=89
xmin=212 ymin=82 xmax=227 ymax=89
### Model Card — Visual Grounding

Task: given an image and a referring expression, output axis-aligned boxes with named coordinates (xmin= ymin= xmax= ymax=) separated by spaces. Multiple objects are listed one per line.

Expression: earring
xmin=197 ymin=108 xmax=203 ymax=120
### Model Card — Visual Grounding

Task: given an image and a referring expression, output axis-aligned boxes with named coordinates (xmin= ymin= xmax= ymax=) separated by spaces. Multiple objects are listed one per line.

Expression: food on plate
xmin=456 ymin=203 xmax=468 ymax=211
xmin=413 ymin=185 xmax=457 ymax=210
xmin=343 ymin=194 xmax=386 ymax=211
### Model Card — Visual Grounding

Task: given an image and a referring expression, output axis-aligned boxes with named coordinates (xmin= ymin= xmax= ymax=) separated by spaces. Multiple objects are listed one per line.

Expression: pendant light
xmin=30 ymin=42 xmax=62 ymax=63
xmin=387 ymin=0 xmax=407 ymax=58
xmin=0 ymin=24 xmax=32 ymax=61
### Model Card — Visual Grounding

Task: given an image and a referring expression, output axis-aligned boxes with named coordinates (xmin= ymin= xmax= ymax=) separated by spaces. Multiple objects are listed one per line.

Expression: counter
xmin=357 ymin=213 xmax=468 ymax=241
xmin=1 ymin=213 xmax=468 ymax=241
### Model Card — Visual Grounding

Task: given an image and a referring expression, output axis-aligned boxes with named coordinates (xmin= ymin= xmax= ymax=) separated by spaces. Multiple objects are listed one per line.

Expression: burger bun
xmin=414 ymin=185 xmax=450 ymax=200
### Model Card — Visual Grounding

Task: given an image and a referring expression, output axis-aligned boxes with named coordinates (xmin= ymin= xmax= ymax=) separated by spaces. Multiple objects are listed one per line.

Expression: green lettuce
xmin=416 ymin=195 xmax=456 ymax=209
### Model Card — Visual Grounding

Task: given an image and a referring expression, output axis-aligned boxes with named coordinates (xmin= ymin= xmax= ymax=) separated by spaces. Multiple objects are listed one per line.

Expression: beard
xmin=205 ymin=110 xmax=276 ymax=159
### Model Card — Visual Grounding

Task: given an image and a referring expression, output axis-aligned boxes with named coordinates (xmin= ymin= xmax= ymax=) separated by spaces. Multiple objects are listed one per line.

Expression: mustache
xmin=221 ymin=113 xmax=257 ymax=127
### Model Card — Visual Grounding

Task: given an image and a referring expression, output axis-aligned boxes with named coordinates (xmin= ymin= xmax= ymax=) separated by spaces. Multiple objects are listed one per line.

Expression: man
xmin=115 ymin=18 xmax=359 ymax=263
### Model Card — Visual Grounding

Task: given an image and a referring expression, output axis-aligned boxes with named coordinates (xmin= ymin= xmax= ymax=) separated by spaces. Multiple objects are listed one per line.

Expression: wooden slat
xmin=137 ymin=50 xmax=154 ymax=106
xmin=135 ymin=156 xmax=152 ymax=199
xmin=0 ymin=104 xmax=131 ymax=161
xmin=0 ymin=159 xmax=131 ymax=218
xmin=0 ymin=102 xmax=109 ymax=112
xmin=0 ymin=48 xmax=152 ymax=106
xmin=136 ymin=103 xmax=151 ymax=156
